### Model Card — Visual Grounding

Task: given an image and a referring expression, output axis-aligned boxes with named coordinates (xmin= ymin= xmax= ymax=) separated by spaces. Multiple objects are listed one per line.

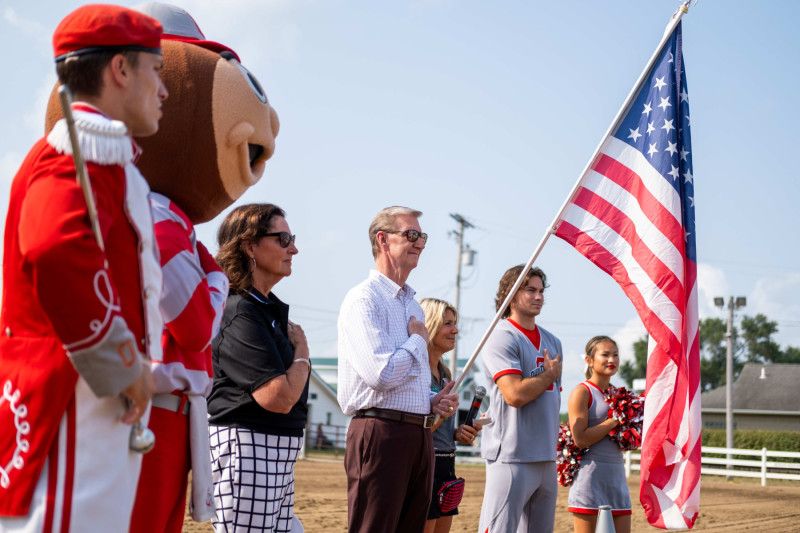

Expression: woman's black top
xmin=208 ymin=289 xmax=309 ymax=436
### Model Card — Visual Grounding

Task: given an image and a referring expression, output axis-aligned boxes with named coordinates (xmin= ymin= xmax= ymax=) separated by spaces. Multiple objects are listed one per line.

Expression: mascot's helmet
xmin=46 ymin=2 xmax=279 ymax=224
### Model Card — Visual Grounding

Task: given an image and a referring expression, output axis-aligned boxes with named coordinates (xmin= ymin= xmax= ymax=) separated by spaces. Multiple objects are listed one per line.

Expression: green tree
xmin=620 ymin=314 xmax=800 ymax=393
xmin=740 ymin=314 xmax=782 ymax=363
xmin=619 ymin=336 xmax=647 ymax=388
xmin=777 ymin=345 xmax=800 ymax=364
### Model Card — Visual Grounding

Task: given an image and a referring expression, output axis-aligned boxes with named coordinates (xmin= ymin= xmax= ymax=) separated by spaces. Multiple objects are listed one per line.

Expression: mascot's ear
xmin=44 ymin=84 xmax=62 ymax=134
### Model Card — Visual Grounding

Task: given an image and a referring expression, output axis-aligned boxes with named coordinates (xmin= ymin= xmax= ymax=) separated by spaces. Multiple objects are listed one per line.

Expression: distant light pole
xmin=449 ymin=213 xmax=474 ymax=376
xmin=714 ymin=295 xmax=746 ymax=477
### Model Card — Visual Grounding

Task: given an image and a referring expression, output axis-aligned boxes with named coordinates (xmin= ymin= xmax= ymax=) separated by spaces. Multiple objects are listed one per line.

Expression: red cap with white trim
xmin=53 ymin=4 xmax=163 ymax=63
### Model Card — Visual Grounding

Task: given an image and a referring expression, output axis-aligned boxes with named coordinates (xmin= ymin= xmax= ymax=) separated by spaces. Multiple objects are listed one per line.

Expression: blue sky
xmin=2 ymin=0 xmax=799 ymax=403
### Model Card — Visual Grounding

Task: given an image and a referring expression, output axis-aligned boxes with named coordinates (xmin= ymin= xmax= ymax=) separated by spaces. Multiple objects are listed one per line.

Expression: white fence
xmin=623 ymin=446 xmax=800 ymax=487
xmin=455 ymin=445 xmax=800 ymax=487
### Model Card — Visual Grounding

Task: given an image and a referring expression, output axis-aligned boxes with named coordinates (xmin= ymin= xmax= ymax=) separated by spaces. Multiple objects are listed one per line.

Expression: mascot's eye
xmin=237 ymin=62 xmax=269 ymax=104
xmin=222 ymin=51 xmax=268 ymax=104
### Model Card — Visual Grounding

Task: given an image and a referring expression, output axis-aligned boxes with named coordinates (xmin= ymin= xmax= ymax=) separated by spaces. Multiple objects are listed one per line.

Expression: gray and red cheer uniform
xmin=478 ymin=318 xmax=562 ymax=533
xmin=567 ymin=380 xmax=631 ymax=517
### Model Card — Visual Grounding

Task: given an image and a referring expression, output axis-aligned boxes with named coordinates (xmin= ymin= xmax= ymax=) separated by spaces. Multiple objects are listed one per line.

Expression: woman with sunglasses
xmin=207 ymin=203 xmax=310 ymax=532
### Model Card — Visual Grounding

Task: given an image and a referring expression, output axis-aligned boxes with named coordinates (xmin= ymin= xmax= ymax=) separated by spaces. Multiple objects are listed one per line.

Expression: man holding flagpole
xmin=478 ymin=265 xmax=562 ymax=532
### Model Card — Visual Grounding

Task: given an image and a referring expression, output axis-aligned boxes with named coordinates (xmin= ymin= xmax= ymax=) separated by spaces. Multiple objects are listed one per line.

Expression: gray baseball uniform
xmin=478 ymin=319 xmax=562 ymax=532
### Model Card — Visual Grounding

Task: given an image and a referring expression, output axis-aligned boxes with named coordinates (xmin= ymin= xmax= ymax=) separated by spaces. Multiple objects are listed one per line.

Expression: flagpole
xmin=452 ymin=2 xmax=691 ymax=390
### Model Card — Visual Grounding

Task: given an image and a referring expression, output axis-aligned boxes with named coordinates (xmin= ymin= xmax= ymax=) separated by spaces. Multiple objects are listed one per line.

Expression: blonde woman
xmin=420 ymin=298 xmax=484 ymax=533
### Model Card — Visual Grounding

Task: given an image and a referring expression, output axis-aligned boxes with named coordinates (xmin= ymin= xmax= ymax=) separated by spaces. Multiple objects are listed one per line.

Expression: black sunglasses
xmin=261 ymin=231 xmax=296 ymax=248
xmin=383 ymin=229 xmax=428 ymax=243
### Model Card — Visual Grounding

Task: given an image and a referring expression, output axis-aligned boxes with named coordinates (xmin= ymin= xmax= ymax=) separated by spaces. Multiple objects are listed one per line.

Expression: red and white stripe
xmin=0 ymin=380 xmax=144 ymax=532
xmin=555 ymin=135 xmax=701 ymax=529
xmin=149 ymin=193 xmax=228 ymax=396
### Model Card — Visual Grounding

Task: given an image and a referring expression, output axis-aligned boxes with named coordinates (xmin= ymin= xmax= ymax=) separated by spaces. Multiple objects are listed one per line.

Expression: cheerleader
xmin=566 ymin=336 xmax=631 ymax=533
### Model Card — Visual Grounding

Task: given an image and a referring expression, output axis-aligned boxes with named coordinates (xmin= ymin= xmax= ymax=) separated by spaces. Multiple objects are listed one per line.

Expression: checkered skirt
xmin=209 ymin=425 xmax=303 ymax=532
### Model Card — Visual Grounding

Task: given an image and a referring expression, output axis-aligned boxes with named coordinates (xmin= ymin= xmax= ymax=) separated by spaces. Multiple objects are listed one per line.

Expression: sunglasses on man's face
xmin=261 ymin=231 xmax=296 ymax=248
xmin=384 ymin=229 xmax=428 ymax=243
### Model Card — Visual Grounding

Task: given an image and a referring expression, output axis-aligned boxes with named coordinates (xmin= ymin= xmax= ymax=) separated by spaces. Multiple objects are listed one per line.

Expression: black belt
xmin=355 ymin=408 xmax=435 ymax=429
xmin=435 ymin=451 xmax=456 ymax=458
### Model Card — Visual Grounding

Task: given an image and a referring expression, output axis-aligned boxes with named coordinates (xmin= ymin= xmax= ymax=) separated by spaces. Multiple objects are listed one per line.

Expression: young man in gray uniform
xmin=478 ymin=265 xmax=563 ymax=533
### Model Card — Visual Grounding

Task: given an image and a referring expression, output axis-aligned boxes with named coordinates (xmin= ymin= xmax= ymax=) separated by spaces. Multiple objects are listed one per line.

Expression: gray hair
xmin=368 ymin=206 xmax=423 ymax=258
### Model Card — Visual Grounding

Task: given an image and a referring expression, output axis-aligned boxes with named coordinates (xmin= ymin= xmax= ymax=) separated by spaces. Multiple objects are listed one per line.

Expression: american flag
xmin=554 ymin=22 xmax=700 ymax=529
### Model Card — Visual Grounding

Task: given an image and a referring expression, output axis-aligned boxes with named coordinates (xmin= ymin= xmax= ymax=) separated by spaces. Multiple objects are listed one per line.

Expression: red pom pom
xmin=603 ymin=386 xmax=645 ymax=451
xmin=556 ymin=423 xmax=588 ymax=487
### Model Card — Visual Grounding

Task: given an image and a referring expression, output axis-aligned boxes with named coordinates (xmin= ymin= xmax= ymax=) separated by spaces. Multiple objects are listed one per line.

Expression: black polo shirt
xmin=208 ymin=289 xmax=309 ymax=436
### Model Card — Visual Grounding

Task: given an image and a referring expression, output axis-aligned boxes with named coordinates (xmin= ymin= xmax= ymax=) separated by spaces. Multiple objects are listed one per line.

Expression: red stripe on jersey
xmin=507 ymin=319 xmax=540 ymax=350
xmin=493 ymin=368 xmax=522 ymax=382
xmin=151 ymin=197 xmax=226 ymax=395
xmin=568 ymin=506 xmax=632 ymax=516
xmin=153 ymin=218 xmax=190 ymax=266
xmin=165 ymin=281 xmax=215 ymax=354
xmin=584 ymin=380 xmax=607 ymax=393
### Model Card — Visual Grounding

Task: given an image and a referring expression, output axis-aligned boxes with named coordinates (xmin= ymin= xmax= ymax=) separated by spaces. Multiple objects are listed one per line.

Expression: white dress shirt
xmin=337 ymin=270 xmax=432 ymax=416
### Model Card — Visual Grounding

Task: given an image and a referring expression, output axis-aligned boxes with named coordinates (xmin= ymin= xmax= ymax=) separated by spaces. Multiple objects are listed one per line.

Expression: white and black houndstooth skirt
xmin=209 ymin=425 xmax=304 ymax=532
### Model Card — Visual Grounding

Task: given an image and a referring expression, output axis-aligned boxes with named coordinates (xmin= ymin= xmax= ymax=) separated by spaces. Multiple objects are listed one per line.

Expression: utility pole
xmin=449 ymin=213 xmax=474 ymax=377
xmin=714 ymin=295 xmax=746 ymax=479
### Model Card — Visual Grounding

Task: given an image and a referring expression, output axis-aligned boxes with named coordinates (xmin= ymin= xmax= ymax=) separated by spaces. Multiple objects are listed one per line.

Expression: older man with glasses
xmin=337 ymin=206 xmax=459 ymax=533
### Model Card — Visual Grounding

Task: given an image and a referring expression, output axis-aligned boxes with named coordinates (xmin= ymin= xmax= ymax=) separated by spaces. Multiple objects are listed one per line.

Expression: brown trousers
xmin=345 ymin=417 xmax=434 ymax=532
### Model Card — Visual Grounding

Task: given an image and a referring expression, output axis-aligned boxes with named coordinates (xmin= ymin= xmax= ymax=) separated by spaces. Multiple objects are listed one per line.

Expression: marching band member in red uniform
xmin=0 ymin=5 xmax=167 ymax=531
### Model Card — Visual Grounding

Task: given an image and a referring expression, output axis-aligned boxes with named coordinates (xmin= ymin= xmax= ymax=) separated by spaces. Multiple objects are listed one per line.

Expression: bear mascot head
xmin=46 ymin=2 xmax=279 ymax=223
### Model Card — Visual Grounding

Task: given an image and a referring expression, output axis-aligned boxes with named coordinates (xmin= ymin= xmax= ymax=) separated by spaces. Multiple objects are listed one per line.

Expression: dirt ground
xmin=184 ymin=455 xmax=800 ymax=532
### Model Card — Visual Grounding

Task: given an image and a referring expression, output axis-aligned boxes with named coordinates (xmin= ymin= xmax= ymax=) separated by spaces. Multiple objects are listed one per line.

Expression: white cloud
xmin=747 ymin=272 xmax=800 ymax=347
xmin=2 ymin=6 xmax=49 ymax=55
xmin=697 ymin=262 xmax=729 ymax=318
xmin=749 ymin=272 xmax=800 ymax=316
xmin=2 ymin=6 xmax=44 ymax=33
xmin=695 ymin=262 xmax=800 ymax=346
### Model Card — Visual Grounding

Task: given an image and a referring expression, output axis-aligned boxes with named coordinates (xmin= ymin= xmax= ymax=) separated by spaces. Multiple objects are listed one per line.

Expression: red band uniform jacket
xmin=0 ymin=104 xmax=162 ymax=516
